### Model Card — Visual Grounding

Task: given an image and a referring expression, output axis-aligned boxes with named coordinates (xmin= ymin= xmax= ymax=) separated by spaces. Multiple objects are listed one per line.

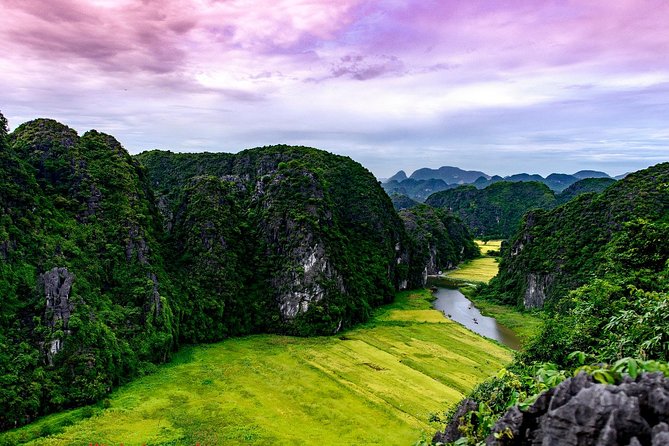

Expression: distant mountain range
xmin=382 ymin=166 xmax=616 ymax=201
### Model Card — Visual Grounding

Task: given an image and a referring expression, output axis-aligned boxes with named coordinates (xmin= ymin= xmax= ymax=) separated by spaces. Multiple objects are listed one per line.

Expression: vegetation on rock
xmin=425 ymin=182 xmax=557 ymax=239
xmin=2 ymin=113 xmax=475 ymax=430
xmin=398 ymin=205 xmax=479 ymax=288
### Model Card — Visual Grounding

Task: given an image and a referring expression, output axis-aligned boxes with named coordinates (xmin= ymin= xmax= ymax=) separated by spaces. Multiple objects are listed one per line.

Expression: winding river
xmin=432 ymin=287 xmax=521 ymax=350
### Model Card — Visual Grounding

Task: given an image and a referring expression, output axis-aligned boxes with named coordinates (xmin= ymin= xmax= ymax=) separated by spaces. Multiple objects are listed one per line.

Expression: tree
xmin=0 ymin=111 xmax=8 ymax=147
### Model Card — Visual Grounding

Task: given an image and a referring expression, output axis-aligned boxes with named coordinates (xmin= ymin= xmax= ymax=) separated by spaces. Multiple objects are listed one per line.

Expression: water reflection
xmin=432 ymin=288 xmax=521 ymax=350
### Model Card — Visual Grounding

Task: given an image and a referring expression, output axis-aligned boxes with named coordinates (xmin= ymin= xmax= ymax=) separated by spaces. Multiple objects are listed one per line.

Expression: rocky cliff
xmin=398 ymin=204 xmax=479 ymax=288
xmin=435 ymin=372 xmax=669 ymax=446
xmin=138 ymin=146 xmax=412 ymax=335
xmin=487 ymin=372 xmax=669 ymax=446
xmin=488 ymin=163 xmax=669 ymax=308
xmin=1 ymin=113 xmax=441 ymax=429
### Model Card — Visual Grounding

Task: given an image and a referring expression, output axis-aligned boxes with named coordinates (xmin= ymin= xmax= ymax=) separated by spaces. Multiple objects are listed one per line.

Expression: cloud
xmin=329 ymin=54 xmax=405 ymax=80
xmin=1 ymin=0 xmax=668 ymax=180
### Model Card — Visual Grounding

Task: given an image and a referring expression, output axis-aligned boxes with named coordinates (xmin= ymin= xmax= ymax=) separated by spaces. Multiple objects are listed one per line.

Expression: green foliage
xmin=1 ymin=290 xmax=512 ymax=445
xmin=399 ymin=204 xmax=479 ymax=287
xmin=425 ymin=182 xmax=557 ymax=238
xmin=556 ymin=177 xmax=616 ymax=204
xmin=1 ymin=118 xmax=423 ymax=430
xmin=390 ymin=192 xmax=420 ymax=210
xmin=523 ymin=280 xmax=669 ymax=366
xmin=0 ymin=119 xmax=178 ymax=429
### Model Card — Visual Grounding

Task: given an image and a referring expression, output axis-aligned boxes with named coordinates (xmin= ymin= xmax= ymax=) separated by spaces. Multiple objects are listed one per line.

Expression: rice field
xmin=475 ymin=239 xmax=502 ymax=255
xmin=2 ymin=290 xmax=512 ymax=446
xmin=444 ymin=240 xmax=503 ymax=284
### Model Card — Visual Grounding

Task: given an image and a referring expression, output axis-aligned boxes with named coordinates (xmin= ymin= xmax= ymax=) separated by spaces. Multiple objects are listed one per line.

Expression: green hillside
xmin=425 ymin=182 xmax=556 ymax=238
xmin=0 ymin=291 xmax=512 ymax=446
xmin=399 ymin=204 xmax=480 ymax=288
xmin=0 ymin=112 xmax=479 ymax=430
xmin=431 ymin=164 xmax=669 ymax=444
xmin=484 ymin=162 xmax=669 ymax=364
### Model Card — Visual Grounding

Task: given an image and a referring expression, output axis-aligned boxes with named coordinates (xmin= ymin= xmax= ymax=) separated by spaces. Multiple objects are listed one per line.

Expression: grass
xmin=443 ymin=240 xmax=544 ymax=343
xmin=475 ymin=239 xmax=502 ymax=255
xmin=445 ymin=257 xmax=500 ymax=283
xmin=2 ymin=290 xmax=512 ymax=446
xmin=443 ymin=240 xmax=504 ymax=284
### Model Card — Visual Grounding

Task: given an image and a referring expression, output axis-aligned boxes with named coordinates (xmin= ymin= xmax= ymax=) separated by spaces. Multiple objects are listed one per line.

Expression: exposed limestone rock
xmin=125 ymin=225 xmax=149 ymax=264
xmin=80 ymin=183 xmax=101 ymax=219
xmin=275 ymin=241 xmax=345 ymax=320
xmin=40 ymin=267 xmax=75 ymax=363
xmin=524 ymin=273 xmax=554 ymax=308
xmin=433 ymin=398 xmax=479 ymax=444
xmin=148 ymin=273 xmax=162 ymax=315
xmin=41 ymin=267 xmax=75 ymax=327
xmin=485 ymin=372 xmax=669 ymax=446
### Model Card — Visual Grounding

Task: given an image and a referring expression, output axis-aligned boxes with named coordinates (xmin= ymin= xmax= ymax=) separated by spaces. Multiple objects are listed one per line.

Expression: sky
xmin=1 ymin=0 xmax=668 ymax=178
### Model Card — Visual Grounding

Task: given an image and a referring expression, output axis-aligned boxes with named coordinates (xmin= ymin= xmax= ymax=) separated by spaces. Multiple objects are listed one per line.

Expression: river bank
xmin=431 ymin=287 xmax=521 ymax=350
xmin=1 ymin=290 xmax=511 ymax=446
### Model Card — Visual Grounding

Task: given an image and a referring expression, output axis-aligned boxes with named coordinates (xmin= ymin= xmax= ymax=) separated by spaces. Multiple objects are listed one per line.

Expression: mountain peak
xmin=387 ymin=170 xmax=408 ymax=182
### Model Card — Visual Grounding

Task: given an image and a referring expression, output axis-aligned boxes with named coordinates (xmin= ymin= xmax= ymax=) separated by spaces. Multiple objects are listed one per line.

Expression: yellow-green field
xmin=2 ymin=291 xmax=512 ymax=446
xmin=443 ymin=240 xmax=503 ymax=284
xmin=475 ymin=239 xmax=502 ymax=255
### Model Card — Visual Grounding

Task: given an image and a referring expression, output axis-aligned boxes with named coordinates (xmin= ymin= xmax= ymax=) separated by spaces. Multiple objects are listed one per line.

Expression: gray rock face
xmin=524 ymin=273 xmax=554 ymax=308
xmin=255 ymin=170 xmax=346 ymax=322
xmin=40 ymin=267 xmax=75 ymax=363
xmin=125 ymin=225 xmax=149 ymax=264
xmin=41 ymin=267 xmax=75 ymax=327
xmin=433 ymin=398 xmax=478 ymax=444
xmin=486 ymin=372 xmax=669 ymax=446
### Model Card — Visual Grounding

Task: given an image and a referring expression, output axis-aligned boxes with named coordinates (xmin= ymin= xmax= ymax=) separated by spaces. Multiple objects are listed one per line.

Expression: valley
xmin=0 ymin=291 xmax=512 ymax=445
xmin=1 ymin=111 xmax=667 ymax=445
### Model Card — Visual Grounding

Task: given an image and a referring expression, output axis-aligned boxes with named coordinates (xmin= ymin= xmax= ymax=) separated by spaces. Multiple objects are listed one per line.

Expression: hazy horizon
xmin=2 ymin=0 xmax=668 ymax=178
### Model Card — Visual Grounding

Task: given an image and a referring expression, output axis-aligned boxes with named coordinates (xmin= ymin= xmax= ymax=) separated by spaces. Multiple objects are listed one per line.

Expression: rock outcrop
xmin=138 ymin=145 xmax=415 ymax=336
xmin=488 ymin=163 xmax=669 ymax=308
xmin=41 ymin=267 xmax=75 ymax=363
xmin=485 ymin=372 xmax=669 ymax=446
xmin=523 ymin=273 xmax=554 ymax=308
xmin=398 ymin=204 xmax=479 ymax=288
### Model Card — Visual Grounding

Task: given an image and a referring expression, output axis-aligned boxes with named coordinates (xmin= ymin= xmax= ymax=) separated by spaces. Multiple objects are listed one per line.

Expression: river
xmin=432 ymin=287 xmax=521 ymax=350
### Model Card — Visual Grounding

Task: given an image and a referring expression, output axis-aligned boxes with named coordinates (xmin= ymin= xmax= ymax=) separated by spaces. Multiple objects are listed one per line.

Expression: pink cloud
xmin=4 ymin=0 xmax=668 ymax=87
xmin=1 ymin=0 xmax=668 ymax=180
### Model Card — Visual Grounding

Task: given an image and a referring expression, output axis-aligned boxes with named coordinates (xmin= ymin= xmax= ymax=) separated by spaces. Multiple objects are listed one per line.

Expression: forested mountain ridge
xmin=555 ymin=177 xmax=617 ymax=204
xmin=424 ymin=178 xmax=617 ymax=238
xmin=383 ymin=166 xmax=614 ymax=201
xmin=137 ymin=147 xmax=413 ymax=336
xmin=489 ymin=162 xmax=669 ymax=311
xmin=0 ymin=113 xmax=477 ymax=430
xmin=425 ymin=181 xmax=557 ymax=238
xmin=0 ymin=118 xmax=177 ymax=429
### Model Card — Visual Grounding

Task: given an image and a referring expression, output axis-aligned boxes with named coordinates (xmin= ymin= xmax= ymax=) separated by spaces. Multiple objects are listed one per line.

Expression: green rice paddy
xmin=2 ymin=290 xmax=512 ymax=446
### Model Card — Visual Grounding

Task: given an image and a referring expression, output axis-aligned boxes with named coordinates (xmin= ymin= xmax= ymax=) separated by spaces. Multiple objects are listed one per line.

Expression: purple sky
xmin=2 ymin=0 xmax=668 ymax=178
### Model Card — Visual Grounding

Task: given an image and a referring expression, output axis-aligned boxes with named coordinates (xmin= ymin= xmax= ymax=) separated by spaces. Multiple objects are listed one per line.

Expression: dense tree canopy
xmin=0 ymin=116 xmax=478 ymax=430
